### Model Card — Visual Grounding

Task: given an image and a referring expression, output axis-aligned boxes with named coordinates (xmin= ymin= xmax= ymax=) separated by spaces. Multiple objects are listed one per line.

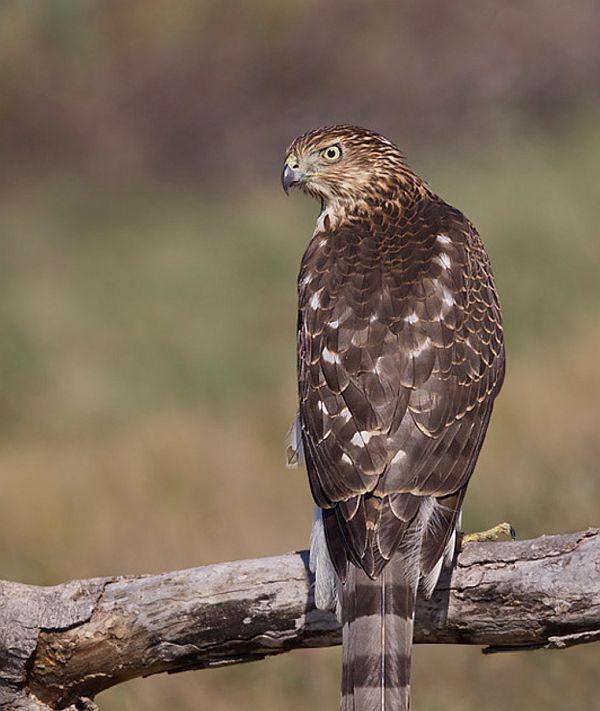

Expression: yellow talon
xmin=460 ymin=522 xmax=516 ymax=547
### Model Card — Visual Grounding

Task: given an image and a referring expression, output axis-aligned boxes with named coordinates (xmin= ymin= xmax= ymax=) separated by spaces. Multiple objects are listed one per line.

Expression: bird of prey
xmin=282 ymin=125 xmax=505 ymax=711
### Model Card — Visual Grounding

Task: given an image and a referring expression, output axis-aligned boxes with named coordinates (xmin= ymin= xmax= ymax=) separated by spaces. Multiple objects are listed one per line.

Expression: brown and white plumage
xmin=283 ymin=125 xmax=504 ymax=710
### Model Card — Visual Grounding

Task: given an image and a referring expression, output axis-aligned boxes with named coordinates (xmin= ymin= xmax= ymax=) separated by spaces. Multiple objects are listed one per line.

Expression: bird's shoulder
xmin=298 ymin=194 xmax=479 ymax=310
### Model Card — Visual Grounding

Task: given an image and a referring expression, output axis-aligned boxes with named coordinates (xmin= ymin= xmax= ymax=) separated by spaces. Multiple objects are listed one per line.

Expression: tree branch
xmin=1 ymin=529 xmax=598 ymax=709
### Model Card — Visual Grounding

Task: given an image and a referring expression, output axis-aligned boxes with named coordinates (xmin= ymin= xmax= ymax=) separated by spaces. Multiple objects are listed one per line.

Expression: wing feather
xmin=298 ymin=204 xmax=504 ymax=578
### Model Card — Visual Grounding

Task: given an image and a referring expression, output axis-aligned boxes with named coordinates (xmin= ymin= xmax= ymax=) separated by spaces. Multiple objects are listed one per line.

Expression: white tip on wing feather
xmin=390 ymin=448 xmax=407 ymax=464
xmin=350 ymin=430 xmax=374 ymax=446
xmin=338 ymin=407 xmax=352 ymax=422
xmin=441 ymin=288 xmax=455 ymax=307
xmin=322 ymin=347 xmax=340 ymax=364
xmin=309 ymin=291 xmax=322 ymax=309
xmin=434 ymin=252 xmax=452 ymax=269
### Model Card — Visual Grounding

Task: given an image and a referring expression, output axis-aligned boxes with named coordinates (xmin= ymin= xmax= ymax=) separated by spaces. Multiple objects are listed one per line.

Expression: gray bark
xmin=0 ymin=529 xmax=598 ymax=710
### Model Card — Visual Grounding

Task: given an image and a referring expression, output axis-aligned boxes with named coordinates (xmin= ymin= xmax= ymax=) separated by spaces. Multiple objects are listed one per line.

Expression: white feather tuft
xmin=309 ymin=507 xmax=340 ymax=616
xmin=285 ymin=416 xmax=304 ymax=468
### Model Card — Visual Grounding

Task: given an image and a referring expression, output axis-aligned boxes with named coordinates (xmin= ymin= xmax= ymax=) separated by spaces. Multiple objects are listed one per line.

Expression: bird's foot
xmin=459 ymin=522 xmax=516 ymax=549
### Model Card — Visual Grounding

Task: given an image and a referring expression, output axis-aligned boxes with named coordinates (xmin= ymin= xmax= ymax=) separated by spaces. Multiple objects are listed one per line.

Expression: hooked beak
xmin=281 ymin=163 xmax=304 ymax=195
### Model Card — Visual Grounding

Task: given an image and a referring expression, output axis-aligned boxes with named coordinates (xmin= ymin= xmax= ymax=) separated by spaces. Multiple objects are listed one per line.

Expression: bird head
xmin=282 ymin=124 xmax=409 ymax=205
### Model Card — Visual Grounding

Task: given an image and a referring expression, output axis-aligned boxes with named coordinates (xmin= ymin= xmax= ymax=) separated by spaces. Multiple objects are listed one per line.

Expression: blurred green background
xmin=1 ymin=2 xmax=599 ymax=709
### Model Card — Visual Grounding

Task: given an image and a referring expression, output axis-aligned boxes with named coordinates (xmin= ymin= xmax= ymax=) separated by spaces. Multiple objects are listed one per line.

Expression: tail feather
xmin=341 ymin=558 xmax=417 ymax=710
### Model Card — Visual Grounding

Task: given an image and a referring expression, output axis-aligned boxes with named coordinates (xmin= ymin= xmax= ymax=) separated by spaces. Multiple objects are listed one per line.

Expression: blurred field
xmin=1 ymin=112 xmax=599 ymax=709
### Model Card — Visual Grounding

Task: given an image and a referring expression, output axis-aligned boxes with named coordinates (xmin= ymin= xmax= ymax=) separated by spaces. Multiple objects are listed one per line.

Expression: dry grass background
xmin=1 ymin=2 xmax=599 ymax=709
xmin=1 ymin=117 xmax=599 ymax=709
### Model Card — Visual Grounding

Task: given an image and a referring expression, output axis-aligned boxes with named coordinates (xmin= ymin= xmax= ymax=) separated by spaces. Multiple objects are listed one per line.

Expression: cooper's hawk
xmin=282 ymin=125 xmax=505 ymax=711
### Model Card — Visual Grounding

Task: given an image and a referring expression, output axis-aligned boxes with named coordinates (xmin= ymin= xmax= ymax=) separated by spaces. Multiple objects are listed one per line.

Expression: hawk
xmin=282 ymin=125 xmax=505 ymax=711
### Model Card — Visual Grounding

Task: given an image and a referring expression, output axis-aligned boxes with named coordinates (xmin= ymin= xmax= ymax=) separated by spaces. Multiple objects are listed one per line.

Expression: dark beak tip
xmin=281 ymin=164 xmax=296 ymax=195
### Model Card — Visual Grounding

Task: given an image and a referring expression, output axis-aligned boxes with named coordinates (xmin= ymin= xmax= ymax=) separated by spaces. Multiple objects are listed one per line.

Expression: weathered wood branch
xmin=1 ymin=529 xmax=598 ymax=710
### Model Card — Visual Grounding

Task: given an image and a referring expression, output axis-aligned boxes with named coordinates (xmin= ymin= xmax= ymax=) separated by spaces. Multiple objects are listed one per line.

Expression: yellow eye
xmin=320 ymin=145 xmax=342 ymax=163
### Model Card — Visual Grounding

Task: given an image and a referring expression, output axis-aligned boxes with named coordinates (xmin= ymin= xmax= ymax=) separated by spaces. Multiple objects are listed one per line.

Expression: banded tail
xmin=341 ymin=558 xmax=417 ymax=711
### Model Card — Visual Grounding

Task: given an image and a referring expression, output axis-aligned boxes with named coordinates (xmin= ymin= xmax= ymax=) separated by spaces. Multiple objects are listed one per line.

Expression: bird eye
xmin=320 ymin=145 xmax=342 ymax=163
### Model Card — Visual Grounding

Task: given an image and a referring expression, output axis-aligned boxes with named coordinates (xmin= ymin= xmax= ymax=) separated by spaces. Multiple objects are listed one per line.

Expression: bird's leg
xmin=459 ymin=522 xmax=516 ymax=548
